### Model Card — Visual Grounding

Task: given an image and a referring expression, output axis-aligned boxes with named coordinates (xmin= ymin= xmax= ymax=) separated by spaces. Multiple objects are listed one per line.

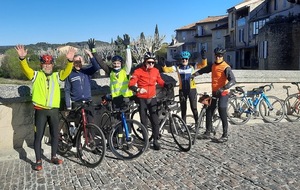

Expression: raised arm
xmin=15 ymin=45 xmax=34 ymax=80
xmin=59 ymin=47 xmax=76 ymax=81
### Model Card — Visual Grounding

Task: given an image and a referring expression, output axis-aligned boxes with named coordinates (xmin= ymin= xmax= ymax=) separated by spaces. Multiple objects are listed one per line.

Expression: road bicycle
xmin=282 ymin=82 xmax=300 ymax=122
xmin=57 ymin=101 xmax=106 ymax=168
xmin=131 ymin=89 xmax=192 ymax=152
xmin=227 ymin=83 xmax=284 ymax=125
xmin=192 ymin=92 xmax=222 ymax=145
xmin=98 ymin=97 xmax=149 ymax=160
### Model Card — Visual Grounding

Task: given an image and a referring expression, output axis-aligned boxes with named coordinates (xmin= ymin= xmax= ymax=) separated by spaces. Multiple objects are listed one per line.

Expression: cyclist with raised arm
xmin=64 ymin=49 xmax=100 ymax=124
xmin=15 ymin=45 xmax=75 ymax=171
xmin=128 ymin=52 xmax=173 ymax=150
xmin=88 ymin=35 xmax=135 ymax=111
xmin=161 ymin=49 xmax=207 ymax=127
xmin=192 ymin=47 xmax=236 ymax=143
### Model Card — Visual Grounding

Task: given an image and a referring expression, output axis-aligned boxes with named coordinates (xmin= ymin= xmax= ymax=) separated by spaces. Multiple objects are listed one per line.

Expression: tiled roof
xmin=175 ymin=15 xmax=228 ymax=31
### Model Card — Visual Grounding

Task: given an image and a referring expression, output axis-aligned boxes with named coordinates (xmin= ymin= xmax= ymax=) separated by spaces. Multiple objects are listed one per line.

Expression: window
xmin=197 ymin=25 xmax=204 ymax=36
xmin=239 ymin=29 xmax=244 ymax=42
xmin=216 ymin=31 xmax=221 ymax=39
xmin=182 ymin=31 xmax=186 ymax=41
xmin=274 ymin=0 xmax=278 ymax=10
xmin=259 ymin=41 xmax=268 ymax=59
xmin=252 ymin=18 xmax=269 ymax=35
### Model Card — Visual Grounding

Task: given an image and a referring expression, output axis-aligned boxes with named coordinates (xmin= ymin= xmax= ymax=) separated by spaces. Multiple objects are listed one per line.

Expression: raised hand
xmin=87 ymin=38 xmax=96 ymax=52
xmin=123 ymin=34 xmax=130 ymax=47
xmin=66 ymin=47 xmax=77 ymax=61
xmin=15 ymin=45 xmax=27 ymax=59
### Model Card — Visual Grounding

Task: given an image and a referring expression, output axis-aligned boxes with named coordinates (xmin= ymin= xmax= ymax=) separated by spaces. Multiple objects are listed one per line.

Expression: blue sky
xmin=0 ymin=0 xmax=243 ymax=46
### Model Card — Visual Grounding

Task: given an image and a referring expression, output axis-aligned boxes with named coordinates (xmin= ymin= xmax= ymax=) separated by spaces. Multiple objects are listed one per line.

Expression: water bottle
xmin=69 ymin=122 xmax=76 ymax=136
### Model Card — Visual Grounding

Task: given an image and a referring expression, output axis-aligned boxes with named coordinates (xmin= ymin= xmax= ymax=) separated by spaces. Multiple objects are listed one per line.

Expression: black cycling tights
xmin=138 ymin=98 xmax=160 ymax=142
xmin=179 ymin=89 xmax=198 ymax=124
xmin=206 ymin=94 xmax=229 ymax=136
xmin=34 ymin=108 xmax=59 ymax=161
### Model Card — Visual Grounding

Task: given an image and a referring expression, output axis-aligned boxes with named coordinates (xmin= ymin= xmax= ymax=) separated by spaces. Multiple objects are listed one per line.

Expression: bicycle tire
xmin=108 ymin=119 xmax=149 ymax=160
xmin=76 ymin=123 xmax=106 ymax=168
xmin=131 ymin=109 xmax=153 ymax=141
xmin=284 ymin=94 xmax=300 ymax=122
xmin=259 ymin=95 xmax=284 ymax=123
xmin=99 ymin=111 xmax=112 ymax=139
xmin=227 ymin=96 xmax=251 ymax=125
xmin=170 ymin=114 xmax=192 ymax=152
xmin=57 ymin=115 xmax=72 ymax=155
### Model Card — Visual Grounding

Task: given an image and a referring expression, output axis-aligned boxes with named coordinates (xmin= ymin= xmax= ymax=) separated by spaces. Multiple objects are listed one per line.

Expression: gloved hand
xmin=190 ymin=74 xmax=196 ymax=80
xmin=164 ymin=83 xmax=174 ymax=90
xmin=123 ymin=34 xmax=130 ymax=48
xmin=87 ymin=38 xmax=96 ymax=53
xmin=201 ymin=48 xmax=206 ymax=59
xmin=216 ymin=87 xmax=225 ymax=96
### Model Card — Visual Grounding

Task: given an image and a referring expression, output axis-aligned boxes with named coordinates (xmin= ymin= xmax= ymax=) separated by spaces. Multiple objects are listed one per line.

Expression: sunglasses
xmin=215 ymin=54 xmax=223 ymax=58
xmin=74 ymin=60 xmax=82 ymax=64
xmin=146 ymin=61 xmax=155 ymax=65
xmin=182 ymin=58 xmax=188 ymax=60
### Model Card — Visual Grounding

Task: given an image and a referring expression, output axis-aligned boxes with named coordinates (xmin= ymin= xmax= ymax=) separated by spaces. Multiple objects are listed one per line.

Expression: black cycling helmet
xmin=111 ymin=55 xmax=123 ymax=63
xmin=214 ymin=47 xmax=226 ymax=55
xmin=144 ymin=52 xmax=156 ymax=61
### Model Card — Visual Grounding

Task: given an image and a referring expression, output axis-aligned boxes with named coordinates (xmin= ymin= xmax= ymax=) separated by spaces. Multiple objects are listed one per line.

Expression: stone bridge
xmin=0 ymin=70 xmax=300 ymax=159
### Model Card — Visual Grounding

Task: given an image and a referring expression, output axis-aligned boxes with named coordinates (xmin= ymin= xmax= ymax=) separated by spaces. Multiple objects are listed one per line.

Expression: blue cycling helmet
xmin=180 ymin=51 xmax=191 ymax=59
xmin=111 ymin=55 xmax=123 ymax=63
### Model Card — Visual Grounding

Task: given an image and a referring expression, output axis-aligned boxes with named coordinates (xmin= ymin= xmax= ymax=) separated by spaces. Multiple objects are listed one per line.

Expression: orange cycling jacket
xmin=128 ymin=65 xmax=165 ymax=99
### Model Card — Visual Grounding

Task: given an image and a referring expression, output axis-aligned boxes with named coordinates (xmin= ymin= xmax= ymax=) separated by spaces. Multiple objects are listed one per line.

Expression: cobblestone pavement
xmin=1 ymin=121 xmax=300 ymax=190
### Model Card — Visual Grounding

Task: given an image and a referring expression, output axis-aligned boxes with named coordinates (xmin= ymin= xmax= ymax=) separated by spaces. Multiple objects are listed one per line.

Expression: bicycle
xmin=131 ymin=89 xmax=192 ymax=152
xmin=282 ymin=82 xmax=300 ymax=122
xmin=192 ymin=92 xmax=222 ymax=145
xmin=227 ymin=83 xmax=284 ymax=125
xmin=57 ymin=101 xmax=106 ymax=168
xmin=97 ymin=96 xmax=149 ymax=160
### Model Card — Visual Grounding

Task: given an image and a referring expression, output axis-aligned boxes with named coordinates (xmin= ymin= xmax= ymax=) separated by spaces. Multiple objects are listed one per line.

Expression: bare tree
xmin=131 ymin=24 xmax=165 ymax=64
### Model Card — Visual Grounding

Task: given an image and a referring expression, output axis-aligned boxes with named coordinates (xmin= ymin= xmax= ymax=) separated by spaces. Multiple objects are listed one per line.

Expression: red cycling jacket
xmin=129 ymin=65 xmax=165 ymax=99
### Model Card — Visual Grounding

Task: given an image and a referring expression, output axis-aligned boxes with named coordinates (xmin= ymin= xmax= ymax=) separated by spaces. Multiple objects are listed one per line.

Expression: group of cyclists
xmin=15 ymin=35 xmax=236 ymax=171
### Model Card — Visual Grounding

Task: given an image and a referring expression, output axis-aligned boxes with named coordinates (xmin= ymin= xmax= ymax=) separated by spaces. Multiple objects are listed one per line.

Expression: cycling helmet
xmin=111 ymin=55 xmax=123 ymax=63
xmin=40 ymin=54 xmax=54 ymax=64
xmin=180 ymin=51 xmax=191 ymax=59
xmin=214 ymin=47 xmax=226 ymax=55
xmin=144 ymin=52 xmax=156 ymax=61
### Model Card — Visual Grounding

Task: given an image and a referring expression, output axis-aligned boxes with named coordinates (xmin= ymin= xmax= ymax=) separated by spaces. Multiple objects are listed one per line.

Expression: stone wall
xmin=257 ymin=22 xmax=300 ymax=70
xmin=1 ymin=70 xmax=300 ymax=158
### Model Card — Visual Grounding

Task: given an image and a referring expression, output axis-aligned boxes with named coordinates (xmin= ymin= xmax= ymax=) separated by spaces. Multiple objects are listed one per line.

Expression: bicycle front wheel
xmin=227 ymin=97 xmax=251 ymax=125
xmin=259 ymin=96 xmax=284 ymax=123
xmin=76 ymin=123 xmax=106 ymax=168
xmin=284 ymin=94 xmax=300 ymax=122
xmin=170 ymin=114 xmax=191 ymax=152
xmin=109 ymin=119 xmax=149 ymax=160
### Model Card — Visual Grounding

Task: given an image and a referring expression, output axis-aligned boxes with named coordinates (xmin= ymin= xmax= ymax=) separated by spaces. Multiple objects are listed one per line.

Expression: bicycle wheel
xmin=99 ymin=111 xmax=112 ymax=139
xmin=284 ymin=94 xmax=300 ymax=122
xmin=109 ymin=119 xmax=149 ymax=160
xmin=193 ymin=108 xmax=206 ymax=145
xmin=170 ymin=114 xmax=191 ymax=152
xmin=259 ymin=95 xmax=284 ymax=123
xmin=76 ymin=123 xmax=106 ymax=168
xmin=227 ymin=97 xmax=251 ymax=125
xmin=131 ymin=109 xmax=153 ymax=141
xmin=57 ymin=116 xmax=72 ymax=155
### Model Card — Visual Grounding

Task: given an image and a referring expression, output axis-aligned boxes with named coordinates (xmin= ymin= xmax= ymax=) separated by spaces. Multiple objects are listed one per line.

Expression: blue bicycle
xmin=227 ymin=83 xmax=284 ymax=125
